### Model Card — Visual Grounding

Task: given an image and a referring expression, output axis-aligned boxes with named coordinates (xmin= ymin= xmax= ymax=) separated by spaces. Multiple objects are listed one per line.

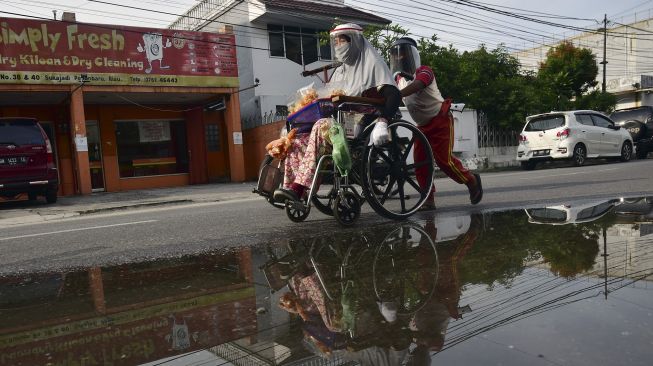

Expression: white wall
xmin=398 ymin=107 xmax=479 ymax=158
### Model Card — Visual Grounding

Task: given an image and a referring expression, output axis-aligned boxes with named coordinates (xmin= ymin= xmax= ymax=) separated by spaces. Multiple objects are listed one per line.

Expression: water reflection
xmin=0 ymin=197 xmax=652 ymax=365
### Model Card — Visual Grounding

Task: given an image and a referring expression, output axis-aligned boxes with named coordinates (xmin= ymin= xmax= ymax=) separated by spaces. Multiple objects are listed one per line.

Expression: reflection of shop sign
xmin=138 ymin=121 xmax=170 ymax=142
xmin=0 ymin=17 xmax=238 ymax=87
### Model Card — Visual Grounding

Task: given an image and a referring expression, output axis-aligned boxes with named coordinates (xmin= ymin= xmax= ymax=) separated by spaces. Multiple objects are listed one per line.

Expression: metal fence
xmin=242 ymin=111 xmax=288 ymax=130
xmin=477 ymin=111 xmax=520 ymax=148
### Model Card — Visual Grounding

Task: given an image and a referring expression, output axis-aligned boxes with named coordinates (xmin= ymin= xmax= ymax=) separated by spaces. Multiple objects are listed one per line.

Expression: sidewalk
xmin=0 ymin=182 xmax=257 ymax=228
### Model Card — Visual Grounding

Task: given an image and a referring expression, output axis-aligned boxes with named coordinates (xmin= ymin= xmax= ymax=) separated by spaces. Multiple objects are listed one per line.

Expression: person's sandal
xmin=469 ymin=174 xmax=483 ymax=205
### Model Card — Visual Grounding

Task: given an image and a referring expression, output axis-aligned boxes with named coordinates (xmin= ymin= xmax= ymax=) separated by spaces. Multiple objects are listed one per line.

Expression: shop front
xmin=0 ymin=16 xmax=245 ymax=196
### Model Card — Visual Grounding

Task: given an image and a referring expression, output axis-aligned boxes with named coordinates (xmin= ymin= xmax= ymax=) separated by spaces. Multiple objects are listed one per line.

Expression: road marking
xmin=0 ymin=220 xmax=157 ymax=241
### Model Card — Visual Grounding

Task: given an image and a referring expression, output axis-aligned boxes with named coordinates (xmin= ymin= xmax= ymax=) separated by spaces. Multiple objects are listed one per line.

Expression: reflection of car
xmin=614 ymin=197 xmax=653 ymax=221
xmin=0 ymin=118 xmax=59 ymax=203
xmin=609 ymin=106 xmax=653 ymax=159
xmin=517 ymin=111 xmax=633 ymax=170
xmin=525 ymin=200 xmax=618 ymax=225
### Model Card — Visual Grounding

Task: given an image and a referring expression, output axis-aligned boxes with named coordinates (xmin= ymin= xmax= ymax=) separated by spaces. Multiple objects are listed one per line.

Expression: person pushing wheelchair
xmin=390 ymin=37 xmax=483 ymax=210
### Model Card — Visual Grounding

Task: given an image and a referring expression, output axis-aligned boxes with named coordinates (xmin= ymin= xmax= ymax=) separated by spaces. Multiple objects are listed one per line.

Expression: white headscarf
xmin=329 ymin=23 xmax=394 ymax=96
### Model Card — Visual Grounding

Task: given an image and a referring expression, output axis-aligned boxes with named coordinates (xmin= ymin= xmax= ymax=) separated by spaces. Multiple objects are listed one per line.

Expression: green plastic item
xmin=329 ymin=123 xmax=352 ymax=176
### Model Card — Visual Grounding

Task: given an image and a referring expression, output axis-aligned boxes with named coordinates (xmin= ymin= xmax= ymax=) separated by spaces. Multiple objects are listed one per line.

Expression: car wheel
xmin=620 ymin=142 xmax=633 ymax=162
xmin=45 ymin=189 xmax=58 ymax=204
xmin=520 ymin=161 xmax=537 ymax=170
xmin=572 ymin=144 xmax=586 ymax=166
xmin=28 ymin=192 xmax=38 ymax=201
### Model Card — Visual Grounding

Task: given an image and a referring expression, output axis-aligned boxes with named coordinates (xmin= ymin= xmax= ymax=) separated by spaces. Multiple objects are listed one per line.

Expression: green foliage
xmin=573 ymin=90 xmax=618 ymax=113
xmin=538 ymin=41 xmax=599 ymax=99
xmin=362 ymin=24 xmax=409 ymax=62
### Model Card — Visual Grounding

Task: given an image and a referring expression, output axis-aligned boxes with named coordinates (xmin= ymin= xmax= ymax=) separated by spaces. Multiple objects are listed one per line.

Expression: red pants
xmin=414 ymin=100 xmax=474 ymax=200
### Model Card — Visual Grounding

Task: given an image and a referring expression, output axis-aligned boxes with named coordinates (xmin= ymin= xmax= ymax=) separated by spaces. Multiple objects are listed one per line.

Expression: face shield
xmin=390 ymin=40 xmax=421 ymax=76
xmin=330 ymin=23 xmax=363 ymax=65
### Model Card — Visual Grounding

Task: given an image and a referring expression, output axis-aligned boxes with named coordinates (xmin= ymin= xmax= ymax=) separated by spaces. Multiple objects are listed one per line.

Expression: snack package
xmin=265 ymin=128 xmax=297 ymax=159
xmin=288 ymin=83 xmax=319 ymax=114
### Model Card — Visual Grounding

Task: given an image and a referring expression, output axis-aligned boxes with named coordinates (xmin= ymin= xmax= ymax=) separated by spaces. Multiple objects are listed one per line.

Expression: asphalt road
xmin=2 ymin=158 xmax=652 ymax=274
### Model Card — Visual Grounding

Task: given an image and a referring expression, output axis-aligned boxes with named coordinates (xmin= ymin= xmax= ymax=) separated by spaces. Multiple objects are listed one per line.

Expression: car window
xmin=0 ymin=121 xmax=45 ymax=146
xmin=525 ymin=116 xmax=565 ymax=131
xmin=575 ymin=114 xmax=594 ymax=126
xmin=610 ymin=108 xmax=651 ymax=123
xmin=591 ymin=114 xmax=614 ymax=128
xmin=526 ymin=208 xmax=567 ymax=223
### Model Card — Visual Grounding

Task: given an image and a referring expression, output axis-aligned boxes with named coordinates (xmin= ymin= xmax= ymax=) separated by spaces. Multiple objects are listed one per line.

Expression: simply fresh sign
xmin=0 ymin=17 xmax=239 ymax=87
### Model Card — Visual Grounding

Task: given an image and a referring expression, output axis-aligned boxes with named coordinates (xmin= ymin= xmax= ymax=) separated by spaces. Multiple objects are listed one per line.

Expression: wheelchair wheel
xmin=373 ymin=223 xmax=438 ymax=315
xmin=333 ymin=191 xmax=361 ymax=226
xmin=285 ymin=203 xmax=310 ymax=222
xmin=363 ymin=121 xmax=434 ymax=220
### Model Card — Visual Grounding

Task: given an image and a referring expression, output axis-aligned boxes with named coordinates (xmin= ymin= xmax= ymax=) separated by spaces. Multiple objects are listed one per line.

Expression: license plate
xmin=533 ymin=150 xmax=550 ymax=156
xmin=0 ymin=156 xmax=28 ymax=165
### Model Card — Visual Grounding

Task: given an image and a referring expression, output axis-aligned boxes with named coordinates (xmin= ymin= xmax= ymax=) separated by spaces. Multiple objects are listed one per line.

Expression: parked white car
xmin=517 ymin=110 xmax=633 ymax=170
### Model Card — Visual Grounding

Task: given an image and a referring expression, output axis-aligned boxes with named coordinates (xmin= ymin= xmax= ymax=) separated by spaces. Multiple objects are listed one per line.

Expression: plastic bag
xmin=329 ymin=123 xmax=351 ymax=176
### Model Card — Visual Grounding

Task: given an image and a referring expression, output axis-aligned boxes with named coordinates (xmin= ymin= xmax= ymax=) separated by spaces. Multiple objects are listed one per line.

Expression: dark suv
xmin=0 ymin=118 xmax=59 ymax=203
xmin=610 ymin=106 xmax=653 ymax=159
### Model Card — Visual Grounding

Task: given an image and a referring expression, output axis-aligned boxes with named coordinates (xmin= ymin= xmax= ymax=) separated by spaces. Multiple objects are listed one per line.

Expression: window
xmin=591 ymin=114 xmax=613 ymax=128
xmin=206 ymin=124 xmax=220 ymax=151
xmin=267 ymin=24 xmax=331 ymax=65
xmin=575 ymin=114 xmax=594 ymax=126
xmin=115 ymin=120 xmax=189 ymax=178
xmin=525 ymin=116 xmax=565 ymax=131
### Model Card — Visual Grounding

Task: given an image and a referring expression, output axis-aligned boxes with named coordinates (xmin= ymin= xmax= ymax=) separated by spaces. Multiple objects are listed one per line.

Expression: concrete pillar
xmin=225 ymin=89 xmax=246 ymax=182
xmin=69 ymin=87 xmax=92 ymax=194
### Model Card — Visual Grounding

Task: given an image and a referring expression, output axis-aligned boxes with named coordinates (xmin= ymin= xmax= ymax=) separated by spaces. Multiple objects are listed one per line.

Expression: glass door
xmin=86 ymin=121 xmax=105 ymax=191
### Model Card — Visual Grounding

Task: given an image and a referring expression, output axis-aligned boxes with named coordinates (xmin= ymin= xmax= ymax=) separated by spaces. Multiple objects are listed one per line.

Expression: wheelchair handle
xmin=332 ymin=95 xmax=385 ymax=106
xmin=301 ymin=61 xmax=342 ymax=77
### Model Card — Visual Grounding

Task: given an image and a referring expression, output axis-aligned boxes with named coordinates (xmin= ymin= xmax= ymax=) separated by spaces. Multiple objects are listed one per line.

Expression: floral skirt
xmin=284 ymin=118 xmax=332 ymax=189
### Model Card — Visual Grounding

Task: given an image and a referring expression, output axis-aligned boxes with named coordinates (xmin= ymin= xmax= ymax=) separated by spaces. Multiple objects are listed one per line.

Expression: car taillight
xmin=45 ymin=139 xmax=55 ymax=167
xmin=557 ymin=128 xmax=570 ymax=139
xmin=519 ymin=134 xmax=527 ymax=143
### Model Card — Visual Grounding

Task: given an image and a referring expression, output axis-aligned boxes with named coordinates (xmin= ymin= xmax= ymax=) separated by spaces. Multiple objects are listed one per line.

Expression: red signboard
xmin=0 ymin=17 xmax=239 ymax=87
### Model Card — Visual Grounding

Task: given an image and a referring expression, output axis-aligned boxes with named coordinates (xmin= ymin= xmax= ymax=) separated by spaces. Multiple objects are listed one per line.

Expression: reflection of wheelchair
xmin=254 ymin=94 xmax=435 ymax=226
xmin=309 ymin=223 xmax=439 ymax=317
xmin=261 ymin=222 xmax=439 ymax=345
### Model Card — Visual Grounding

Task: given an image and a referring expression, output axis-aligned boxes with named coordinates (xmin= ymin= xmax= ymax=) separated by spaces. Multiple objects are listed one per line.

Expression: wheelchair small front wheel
xmin=333 ymin=191 xmax=361 ymax=226
xmin=285 ymin=202 xmax=310 ymax=222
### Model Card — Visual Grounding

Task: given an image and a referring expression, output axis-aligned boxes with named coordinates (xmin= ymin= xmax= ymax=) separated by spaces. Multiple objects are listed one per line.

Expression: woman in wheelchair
xmin=273 ymin=23 xmax=402 ymax=204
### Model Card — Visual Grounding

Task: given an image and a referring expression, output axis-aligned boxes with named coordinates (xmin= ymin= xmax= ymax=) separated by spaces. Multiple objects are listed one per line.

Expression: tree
xmin=538 ymin=41 xmax=599 ymax=102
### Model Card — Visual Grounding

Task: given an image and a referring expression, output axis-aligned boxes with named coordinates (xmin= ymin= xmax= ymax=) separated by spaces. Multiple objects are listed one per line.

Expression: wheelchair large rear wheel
xmin=363 ymin=121 xmax=435 ymax=220
xmin=373 ymin=223 xmax=438 ymax=315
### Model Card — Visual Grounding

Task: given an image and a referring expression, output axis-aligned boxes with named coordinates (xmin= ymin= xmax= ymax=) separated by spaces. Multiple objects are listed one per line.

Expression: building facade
xmin=0 ymin=15 xmax=245 ymax=196
xmin=512 ymin=13 xmax=653 ymax=110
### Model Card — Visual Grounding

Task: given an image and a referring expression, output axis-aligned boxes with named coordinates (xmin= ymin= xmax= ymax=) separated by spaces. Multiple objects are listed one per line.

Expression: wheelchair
xmin=254 ymin=94 xmax=436 ymax=226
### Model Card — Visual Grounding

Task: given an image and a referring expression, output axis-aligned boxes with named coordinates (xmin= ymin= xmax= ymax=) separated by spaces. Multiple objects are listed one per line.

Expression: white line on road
xmin=0 ymin=220 xmax=158 ymax=241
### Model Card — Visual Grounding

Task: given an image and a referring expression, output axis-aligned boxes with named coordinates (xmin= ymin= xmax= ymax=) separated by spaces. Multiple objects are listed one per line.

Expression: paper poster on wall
xmin=74 ymin=135 xmax=88 ymax=152
xmin=139 ymin=121 xmax=171 ymax=142
xmin=232 ymin=132 xmax=243 ymax=145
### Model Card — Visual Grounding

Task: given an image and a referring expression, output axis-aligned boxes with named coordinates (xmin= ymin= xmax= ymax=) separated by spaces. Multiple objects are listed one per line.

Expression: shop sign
xmin=0 ymin=17 xmax=239 ymax=87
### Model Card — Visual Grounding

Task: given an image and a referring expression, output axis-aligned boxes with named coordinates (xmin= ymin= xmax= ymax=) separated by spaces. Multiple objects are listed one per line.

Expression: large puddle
xmin=1 ymin=197 xmax=652 ymax=365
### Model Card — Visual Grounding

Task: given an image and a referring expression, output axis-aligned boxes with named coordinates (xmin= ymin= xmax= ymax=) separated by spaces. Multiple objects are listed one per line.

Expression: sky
xmin=1 ymin=0 xmax=653 ymax=52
